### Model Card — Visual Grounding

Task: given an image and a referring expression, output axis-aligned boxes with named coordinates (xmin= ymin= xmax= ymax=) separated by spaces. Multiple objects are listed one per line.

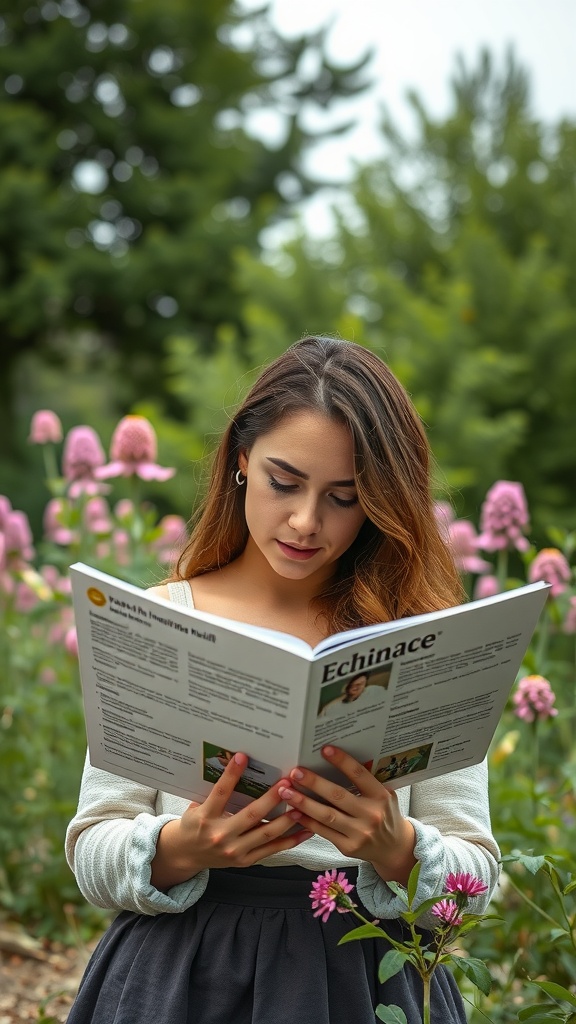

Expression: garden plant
xmin=0 ymin=410 xmax=574 ymax=1021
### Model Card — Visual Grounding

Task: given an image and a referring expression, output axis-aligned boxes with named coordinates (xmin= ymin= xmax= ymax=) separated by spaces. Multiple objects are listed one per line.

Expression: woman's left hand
xmin=278 ymin=745 xmax=417 ymax=885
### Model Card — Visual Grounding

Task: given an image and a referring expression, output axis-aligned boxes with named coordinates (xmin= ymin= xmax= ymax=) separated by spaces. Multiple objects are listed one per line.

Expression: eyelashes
xmin=268 ymin=476 xmax=358 ymax=509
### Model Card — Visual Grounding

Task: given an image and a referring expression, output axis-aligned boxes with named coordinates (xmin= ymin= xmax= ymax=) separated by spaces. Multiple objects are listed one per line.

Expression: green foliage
xmin=0 ymin=0 xmax=370 ymax=460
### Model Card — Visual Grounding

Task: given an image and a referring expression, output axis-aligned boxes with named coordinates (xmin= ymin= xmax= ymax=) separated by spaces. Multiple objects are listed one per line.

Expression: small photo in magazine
xmin=202 ymin=742 xmax=280 ymax=799
xmin=317 ymin=665 xmax=392 ymax=717
xmin=374 ymin=743 xmax=433 ymax=784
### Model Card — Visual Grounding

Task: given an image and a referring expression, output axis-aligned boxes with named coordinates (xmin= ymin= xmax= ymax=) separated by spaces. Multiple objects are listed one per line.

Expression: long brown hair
xmin=173 ymin=337 xmax=463 ymax=632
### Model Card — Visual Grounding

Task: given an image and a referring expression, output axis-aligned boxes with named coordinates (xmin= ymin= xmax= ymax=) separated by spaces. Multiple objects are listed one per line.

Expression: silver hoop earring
xmin=235 ymin=469 xmax=246 ymax=486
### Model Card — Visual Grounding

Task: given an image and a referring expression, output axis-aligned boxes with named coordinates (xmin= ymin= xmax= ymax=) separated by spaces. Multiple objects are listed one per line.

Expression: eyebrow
xmin=267 ymin=457 xmax=355 ymax=488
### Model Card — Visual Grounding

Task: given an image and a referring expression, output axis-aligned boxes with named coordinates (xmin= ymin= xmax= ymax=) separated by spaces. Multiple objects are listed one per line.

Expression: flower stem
xmin=423 ymin=974 xmax=431 ymax=1024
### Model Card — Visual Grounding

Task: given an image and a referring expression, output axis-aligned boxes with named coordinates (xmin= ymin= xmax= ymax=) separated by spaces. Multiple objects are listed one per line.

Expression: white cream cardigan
xmin=66 ymin=581 xmax=500 ymax=928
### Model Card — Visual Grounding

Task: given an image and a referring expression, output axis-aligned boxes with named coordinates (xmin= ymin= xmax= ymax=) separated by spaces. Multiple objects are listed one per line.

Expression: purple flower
xmin=83 ymin=497 xmax=112 ymax=535
xmin=528 ymin=548 xmax=571 ymax=598
xmin=309 ymin=870 xmax=356 ymax=923
xmin=97 ymin=416 xmax=175 ymax=481
xmin=448 ymin=520 xmax=491 ymax=574
xmin=513 ymin=675 xmax=558 ymax=723
xmin=431 ymin=899 xmax=463 ymax=927
xmin=152 ymin=514 xmax=188 ymax=564
xmin=4 ymin=509 xmax=35 ymax=564
xmin=63 ymin=426 xmax=108 ymax=498
xmin=445 ymin=872 xmax=488 ymax=898
xmin=43 ymin=498 xmax=76 ymax=546
xmin=29 ymin=410 xmax=63 ymax=444
xmin=474 ymin=575 xmax=500 ymax=600
xmin=477 ymin=481 xmax=530 ymax=553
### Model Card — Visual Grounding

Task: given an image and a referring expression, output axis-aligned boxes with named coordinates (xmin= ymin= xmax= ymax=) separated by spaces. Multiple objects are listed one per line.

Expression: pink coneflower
xmin=0 ymin=496 xmax=12 ymax=530
xmin=43 ymin=498 xmax=76 ymax=546
xmin=448 ymin=520 xmax=491 ymax=574
xmin=431 ymin=900 xmax=463 ymax=927
xmin=445 ymin=873 xmax=489 ymax=898
xmin=29 ymin=410 xmax=63 ymax=444
xmin=63 ymin=426 xmax=108 ymax=499
xmin=528 ymin=548 xmax=571 ymax=598
xmin=477 ymin=481 xmax=530 ymax=553
xmin=513 ymin=675 xmax=558 ymax=723
xmin=152 ymin=514 xmax=188 ymax=564
xmin=97 ymin=416 xmax=175 ymax=481
xmin=83 ymin=496 xmax=112 ymax=535
xmin=474 ymin=575 xmax=500 ymax=600
xmin=309 ymin=870 xmax=356 ymax=923
xmin=4 ymin=509 xmax=35 ymax=564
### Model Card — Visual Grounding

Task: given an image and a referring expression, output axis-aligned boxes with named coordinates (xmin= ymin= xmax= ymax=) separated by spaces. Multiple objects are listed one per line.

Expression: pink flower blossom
xmin=431 ymin=900 xmax=463 ymax=927
xmin=97 ymin=416 xmax=175 ymax=482
xmin=474 ymin=575 xmax=500 ymax=600
xmin=15 ymin=581 xmax=39 ymax=613
xmin=448 ymin=520 xmax=491 ymax=574
xmin=83 ymin=497 xmax=112 ymax=535
xmin=309 ymin=870 xmax=356 ymax=923
xmin=152 ymin=514 xmax=188 ymax=564
xmin=513 ymin=675 xmax=558 ymax=723
xmin=434 ymin=501 xmax=455 ymax=541
xmin=63 ymin=426 xmax=108 ymax=499
xmin=29 ymin=409 xmax=63 ymax=444
xmin=64 ymin=627 xmax=79 ymax=657
xmin=563 ymin=596 xmax=576 ymax=634
xmin=114 ymin=499 xmax=135 ymax=522
xmin=43 ymin=498 xmax=77 ymax=546
xmin=528 ymin=548 xmax=571 ymax=598
xmin=4 ymin=510 xmax=35 ymax=563
xmin=445 ymin=872 xmax=489 ymax=898
xmin=477 ymin=481 xmax=530 ymax=553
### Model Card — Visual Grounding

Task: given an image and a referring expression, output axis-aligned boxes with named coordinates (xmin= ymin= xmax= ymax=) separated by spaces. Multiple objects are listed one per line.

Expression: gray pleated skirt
xmin=67 ymin=866 xmax=467 ymax=1023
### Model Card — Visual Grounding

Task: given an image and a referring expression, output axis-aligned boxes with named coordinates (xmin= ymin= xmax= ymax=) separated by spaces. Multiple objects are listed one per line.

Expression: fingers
xmin=319 ymin=745 xmax=385 ymax=797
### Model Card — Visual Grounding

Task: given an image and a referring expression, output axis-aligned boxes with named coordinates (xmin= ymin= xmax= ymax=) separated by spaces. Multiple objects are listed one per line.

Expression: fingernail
xmin=279 ymin=787 xmax=294 ymax=800
xmin=234 ymin=753 xmax=244 ymax=765
xmin=288 ymin=810 xmax=302 ymax=821
xmin=291 ymin=768 xmax=304 ymax=780
xmin=323 ymin=746 xmax=335 ymax=757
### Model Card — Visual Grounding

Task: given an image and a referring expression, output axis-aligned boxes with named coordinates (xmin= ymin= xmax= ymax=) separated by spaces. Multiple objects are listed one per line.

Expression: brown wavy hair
xmin=172 ymin=336 xmax=463 ymax=633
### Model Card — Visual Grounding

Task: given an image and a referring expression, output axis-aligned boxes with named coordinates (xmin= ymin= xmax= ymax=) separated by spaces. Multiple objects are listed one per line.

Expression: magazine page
xmin=296 ymin=582 xmax=548 ymax=790
xmin=70 ymin=564 xmax=312 ymax=810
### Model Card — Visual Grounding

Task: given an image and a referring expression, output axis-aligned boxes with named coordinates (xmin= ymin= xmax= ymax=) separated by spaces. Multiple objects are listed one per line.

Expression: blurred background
xmin=1 ymin=3 xmax=575 ymax=1020
xmin=2 ymin=0 xmax=576 ymax=538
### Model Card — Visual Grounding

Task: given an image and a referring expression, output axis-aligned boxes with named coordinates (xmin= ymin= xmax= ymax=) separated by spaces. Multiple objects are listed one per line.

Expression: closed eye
xmin=268 ymin=476 xmax=358 ymax=508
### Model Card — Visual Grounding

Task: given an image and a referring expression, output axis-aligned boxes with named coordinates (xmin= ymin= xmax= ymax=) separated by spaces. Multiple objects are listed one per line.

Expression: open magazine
xmin=70 ymin=562 xmax=548 ymax=811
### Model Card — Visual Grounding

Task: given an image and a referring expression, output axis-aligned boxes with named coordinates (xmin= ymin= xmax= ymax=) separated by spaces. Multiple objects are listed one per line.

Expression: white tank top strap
xmin=166 ymin=580 xmax=195 ymax=608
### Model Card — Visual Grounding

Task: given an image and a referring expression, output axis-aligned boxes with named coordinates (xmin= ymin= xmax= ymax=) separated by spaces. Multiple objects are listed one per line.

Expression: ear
xmin=238 ymin=449 xmax=249 ymax=475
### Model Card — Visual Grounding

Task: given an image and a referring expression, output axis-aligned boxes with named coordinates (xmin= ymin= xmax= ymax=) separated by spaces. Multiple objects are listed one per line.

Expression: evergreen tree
xmin=0 ymin=0 xmax=370 ymax=451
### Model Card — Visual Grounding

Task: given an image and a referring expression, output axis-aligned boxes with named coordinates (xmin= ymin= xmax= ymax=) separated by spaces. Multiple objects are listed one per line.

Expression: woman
xmin=66 ymin=336 xmax=499 ymax=1023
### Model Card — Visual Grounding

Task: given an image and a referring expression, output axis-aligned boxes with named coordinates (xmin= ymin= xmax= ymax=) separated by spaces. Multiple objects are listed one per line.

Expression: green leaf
xmin=448 ymin=955 xmax=492 ymax=996
xmin=378 ymin=950 xmax=410 ymax=984
xmin=517 ymin=1014 xmax=567 ymax=1024
xmin=386 ymin=880 xmax=409 ymax=905
xmin=506 ymin=853 xmax=547 ymax=874
xmin=338 ymin=923 xmax=387 ymax=945
xmin=375 ymin=1004 xmax=409 ymax=1024
xmin=531 ymin=982 xmax=576 ymax=1007
xmin=407 ymin=861 xmax=421 ymax=906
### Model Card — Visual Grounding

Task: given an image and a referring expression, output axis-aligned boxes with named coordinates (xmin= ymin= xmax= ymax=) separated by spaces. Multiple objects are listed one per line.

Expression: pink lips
xmin=276 ymin=541 xmax=321 ymax=561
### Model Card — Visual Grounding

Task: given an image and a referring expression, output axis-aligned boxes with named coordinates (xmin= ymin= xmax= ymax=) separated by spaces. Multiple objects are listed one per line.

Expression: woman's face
xmin=345 ymin=675 xmax=368 ymax=700
xmin=238 ymin=410 xmax=366 ymax=586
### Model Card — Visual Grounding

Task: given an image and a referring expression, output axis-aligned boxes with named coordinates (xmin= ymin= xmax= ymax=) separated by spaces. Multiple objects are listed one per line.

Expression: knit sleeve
xmin=356 ymin=760 xmax=500 ymax=929
xmin=65 ymin=755 xmax=209 ymax=915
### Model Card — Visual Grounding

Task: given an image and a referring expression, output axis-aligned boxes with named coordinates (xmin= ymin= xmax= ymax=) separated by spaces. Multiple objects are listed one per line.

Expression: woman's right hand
xmin=150 ymin=752 xmax=312 ymax=891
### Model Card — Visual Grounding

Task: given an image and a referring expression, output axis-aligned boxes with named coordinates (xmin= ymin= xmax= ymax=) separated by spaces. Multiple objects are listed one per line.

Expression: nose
xmin=288 ymin=496 xmax=321 ymax=537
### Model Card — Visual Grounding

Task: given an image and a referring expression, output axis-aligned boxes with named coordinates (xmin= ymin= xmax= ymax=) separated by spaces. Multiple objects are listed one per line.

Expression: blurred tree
xmin=0 ymin=0 xmax=370 ymax=455
xmin=216 ymin=50 xmax=576 ymax=537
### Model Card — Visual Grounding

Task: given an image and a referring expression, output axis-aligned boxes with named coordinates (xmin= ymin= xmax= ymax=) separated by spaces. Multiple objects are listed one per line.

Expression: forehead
xmin=254 ymin=410 xmax=354 ymax=472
